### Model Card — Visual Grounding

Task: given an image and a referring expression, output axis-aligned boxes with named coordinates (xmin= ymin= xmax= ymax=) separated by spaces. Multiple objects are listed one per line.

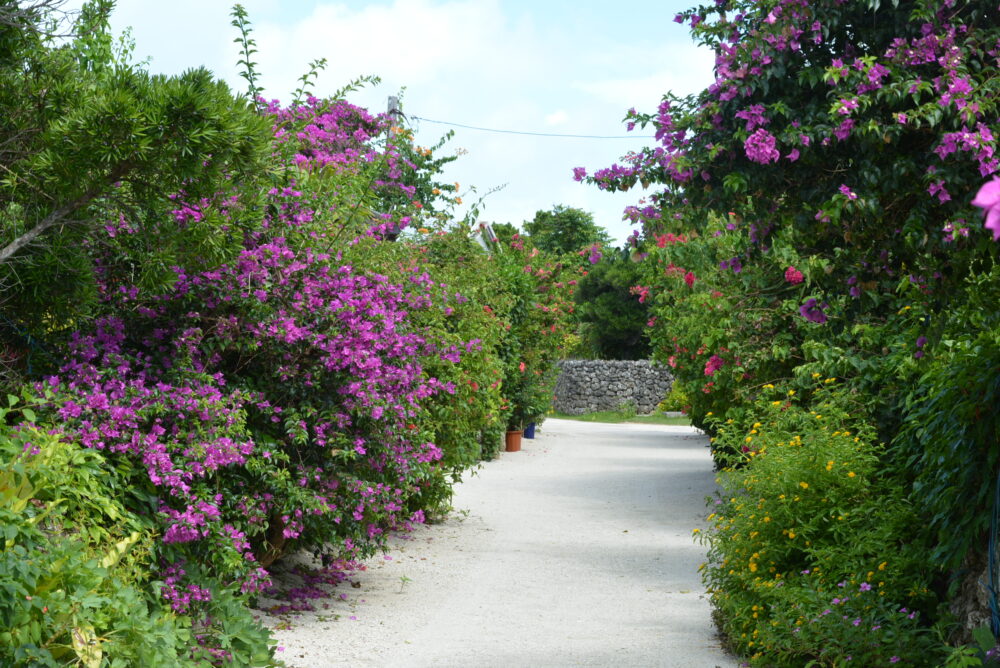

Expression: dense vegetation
xmin=0 ymin=3 xmax=573 ymax=664
xmin=579 ymin=0 xmax=1000 ymax=664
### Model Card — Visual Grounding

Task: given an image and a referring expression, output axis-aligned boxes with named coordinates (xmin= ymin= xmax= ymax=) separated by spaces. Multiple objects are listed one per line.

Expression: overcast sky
xmin=70 ymin=0 xmax=714 ymax=245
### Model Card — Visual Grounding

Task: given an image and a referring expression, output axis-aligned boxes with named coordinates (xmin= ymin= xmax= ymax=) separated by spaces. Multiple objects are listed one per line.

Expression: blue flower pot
xmin=523 ymin=422 xmax=536 ymax=439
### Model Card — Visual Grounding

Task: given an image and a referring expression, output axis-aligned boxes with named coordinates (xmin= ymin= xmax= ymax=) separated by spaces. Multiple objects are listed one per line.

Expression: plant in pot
xmin=504 ymin=363 xmax=559 ymax=451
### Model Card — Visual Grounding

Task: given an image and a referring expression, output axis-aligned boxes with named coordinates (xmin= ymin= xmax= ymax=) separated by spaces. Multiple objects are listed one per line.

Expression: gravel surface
xmin=264 ymin=418 xmax=738 ymax=667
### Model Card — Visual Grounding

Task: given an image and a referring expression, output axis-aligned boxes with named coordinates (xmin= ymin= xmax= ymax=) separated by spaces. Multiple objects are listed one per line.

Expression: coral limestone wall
xmin=553 ymin=360 xmax=673 ymax=415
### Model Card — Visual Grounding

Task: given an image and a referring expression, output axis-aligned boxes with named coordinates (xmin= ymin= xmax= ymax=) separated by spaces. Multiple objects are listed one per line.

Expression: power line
xmin=409 ymin=115 xmax=655 ymax=140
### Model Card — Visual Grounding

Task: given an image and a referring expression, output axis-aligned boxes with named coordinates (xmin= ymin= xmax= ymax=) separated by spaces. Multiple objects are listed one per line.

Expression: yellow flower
xmin=706 ymin=411 xmax=714 ymax=416
xmin=878 ymin=561 xmax=887 ymax=571
xmin=787 ymin=390 xmax=796 ymax=396
xmin=848 ymin=471 xmax=856 ymax=478
xmin=824 ymin=377 xmax=836 ymax=383
xmin=826 ymin=461 xmax=834 ymax=471
xmin=763 ymin=516 xmax=771 ymax=523
xmin=799 ymin=482 xmax=809 ymax=489
xmin=772 ymin=400 xmax=782 ymax=406
xmin=763 ymin=384 xmax=775 ymax=389
xmin=745 ymin=436 xmax=753 ymax=443
xmin=692 ymin=528 xmax=701 ymax=534
xmin=788 ymin=531 xmax=796 ymax=538
xmin=811 ymin=372 xmax=821 ymax=378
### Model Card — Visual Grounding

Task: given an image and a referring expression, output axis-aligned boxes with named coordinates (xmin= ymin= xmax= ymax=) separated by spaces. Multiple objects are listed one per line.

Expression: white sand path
xmin=266 ymin=418 xmax=738 ymax=668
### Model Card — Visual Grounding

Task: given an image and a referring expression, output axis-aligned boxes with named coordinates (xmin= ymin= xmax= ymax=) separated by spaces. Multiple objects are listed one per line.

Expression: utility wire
xmin=409 ymin=115 xmax=654 ymax=140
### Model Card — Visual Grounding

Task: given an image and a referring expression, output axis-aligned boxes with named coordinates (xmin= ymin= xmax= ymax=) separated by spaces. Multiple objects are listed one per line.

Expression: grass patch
xmin=549 ymin=410 xmax=691 ymax=426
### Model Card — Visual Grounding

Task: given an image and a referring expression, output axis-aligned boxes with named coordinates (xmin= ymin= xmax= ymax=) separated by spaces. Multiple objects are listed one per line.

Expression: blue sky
xmin=76 ymin=0 xmax=714 ymax=245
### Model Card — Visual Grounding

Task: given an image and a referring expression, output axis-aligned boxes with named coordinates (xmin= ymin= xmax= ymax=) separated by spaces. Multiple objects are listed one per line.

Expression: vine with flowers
xmin=579 ymin=0 xmax=999 ymax=663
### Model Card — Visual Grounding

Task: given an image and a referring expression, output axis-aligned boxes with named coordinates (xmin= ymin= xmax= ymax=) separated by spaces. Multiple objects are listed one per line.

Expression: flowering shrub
xmin=495 ymin=235 xmax=575 ymax=431
xmin=2 ymin=18 xmax=572 ymax=660
xmin=701 ymin=384 xmax=943 ymax=665
xmin=0 ymin=395 xmax=274 ymax=666
xmin=581 ymin=0 xmax=1000 ymax=658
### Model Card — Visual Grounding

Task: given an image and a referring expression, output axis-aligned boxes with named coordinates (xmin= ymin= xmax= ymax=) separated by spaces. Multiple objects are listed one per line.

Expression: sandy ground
xmin=264 ymin=418 xmax=738 ymax=668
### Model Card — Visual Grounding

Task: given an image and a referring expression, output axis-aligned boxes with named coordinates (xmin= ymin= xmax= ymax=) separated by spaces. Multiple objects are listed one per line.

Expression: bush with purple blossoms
xmin=581 ymin=0 xmax=1000 ymax=660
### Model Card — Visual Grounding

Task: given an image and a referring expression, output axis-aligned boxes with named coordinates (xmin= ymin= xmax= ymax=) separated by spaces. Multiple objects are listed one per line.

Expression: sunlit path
xmin=269 ymin=418 xmax=737 ymax=667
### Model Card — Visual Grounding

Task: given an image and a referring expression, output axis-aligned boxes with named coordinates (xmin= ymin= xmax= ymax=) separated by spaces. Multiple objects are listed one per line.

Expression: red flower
xmin=684 ymin=271 xmax=696 ymax=288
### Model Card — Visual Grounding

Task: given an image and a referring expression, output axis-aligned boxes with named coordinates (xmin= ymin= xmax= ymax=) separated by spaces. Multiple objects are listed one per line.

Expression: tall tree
xmin=522 ymin=205 xmax=610 ymax=255
xmin=574 ymin=247 xmax=651 ymax=360
xmin=0 ymin=0 xmax=269 ymax=332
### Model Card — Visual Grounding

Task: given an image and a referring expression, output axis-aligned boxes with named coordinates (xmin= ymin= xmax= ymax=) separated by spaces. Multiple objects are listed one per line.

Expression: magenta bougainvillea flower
xmin=744 ymin=128 xmax=780 ymax=164
xmin=704 ymin=355 xmax=725 ymax=376
xmin=785 ymin=266 xmax=804 ymax=284
xmin=972 ymin=177 xmax=1000 ymax=240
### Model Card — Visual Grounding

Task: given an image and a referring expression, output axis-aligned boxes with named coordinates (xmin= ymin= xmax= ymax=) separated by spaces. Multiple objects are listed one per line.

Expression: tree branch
xmin=0 ymin=164 xmax=128 ymax=265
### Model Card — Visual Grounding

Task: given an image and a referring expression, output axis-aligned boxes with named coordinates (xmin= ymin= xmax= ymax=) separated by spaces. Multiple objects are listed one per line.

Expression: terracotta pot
xmin=504 ymin=430 xmax=523 ymax=452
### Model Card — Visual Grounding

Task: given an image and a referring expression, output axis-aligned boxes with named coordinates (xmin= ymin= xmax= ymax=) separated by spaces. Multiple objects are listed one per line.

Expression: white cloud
xmin=545 ymin=110 xmax=569 ymax=126
xmin=576 ymin=44 xmax=716 ymax=111
xmin=61 ymin=0 xmax=717 ymax=244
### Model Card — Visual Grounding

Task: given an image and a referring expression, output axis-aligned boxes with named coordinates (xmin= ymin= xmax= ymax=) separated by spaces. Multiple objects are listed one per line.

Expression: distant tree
xmin=523 ymin=205 xmax=610 ymax=255
xmin=574 ymin=247 xmax=651 ymax=360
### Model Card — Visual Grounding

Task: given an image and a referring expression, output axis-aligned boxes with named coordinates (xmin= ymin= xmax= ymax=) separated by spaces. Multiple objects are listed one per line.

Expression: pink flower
xmin=518 ymin=362 xmax=526 ymax=372
xmin=972 ymin=177 xmax=1000 ymax=240
xmin=785 ymin=266 xmax=804 ymax=284
xmin=684 ymin=271 xmax=696 ymax=288
xmin=744 ymin=129 xmax=780 ymax=164
xmin=704 ymin=355 xmax=725 ymax=376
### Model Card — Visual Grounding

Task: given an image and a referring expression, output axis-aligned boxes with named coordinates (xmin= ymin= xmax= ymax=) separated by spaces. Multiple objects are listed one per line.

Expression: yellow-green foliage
xmin=698 ymin=381 xmax=944 ymax=666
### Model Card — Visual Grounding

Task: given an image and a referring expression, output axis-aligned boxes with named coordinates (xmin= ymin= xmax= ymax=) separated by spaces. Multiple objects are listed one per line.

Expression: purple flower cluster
xmin=744 ymin=128 xmax=780 ymax=164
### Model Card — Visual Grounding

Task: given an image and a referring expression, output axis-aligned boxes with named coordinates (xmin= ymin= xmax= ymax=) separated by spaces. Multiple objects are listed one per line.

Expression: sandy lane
xmin=266 ymin=418 xmax=737 ymax=668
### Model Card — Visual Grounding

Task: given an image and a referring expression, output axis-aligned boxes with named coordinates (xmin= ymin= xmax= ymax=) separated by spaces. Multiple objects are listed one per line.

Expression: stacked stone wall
xmin=553 ymin=360 xmax=673 ymax=415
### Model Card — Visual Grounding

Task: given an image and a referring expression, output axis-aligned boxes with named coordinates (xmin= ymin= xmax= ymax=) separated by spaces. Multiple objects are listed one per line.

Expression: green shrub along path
xmin=266 ymin=419 xmax=736 ymax=667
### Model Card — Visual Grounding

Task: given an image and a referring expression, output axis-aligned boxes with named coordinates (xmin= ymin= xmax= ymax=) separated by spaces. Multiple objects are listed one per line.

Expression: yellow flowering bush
xmin=700 ymin=386 xmax=943 ymax=665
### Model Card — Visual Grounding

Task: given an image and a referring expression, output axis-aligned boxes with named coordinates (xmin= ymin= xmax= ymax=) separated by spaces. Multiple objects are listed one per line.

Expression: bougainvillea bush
xmin=1 ymin=6 xmax=571 ymax=663
xmin=580 ymin=0 xmax=999 ymax=662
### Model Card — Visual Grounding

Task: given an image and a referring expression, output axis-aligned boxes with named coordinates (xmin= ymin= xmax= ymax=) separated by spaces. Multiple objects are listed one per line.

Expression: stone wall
xmin=553 ymin=360 xmax=673 ymax=415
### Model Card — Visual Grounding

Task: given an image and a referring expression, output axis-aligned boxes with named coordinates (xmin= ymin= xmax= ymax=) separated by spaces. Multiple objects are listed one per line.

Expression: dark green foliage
xmin=0 ymin=1 xmax=270 ymax=335
xmin=896 ymin=273 xmax=1000 ymax=569
xmin=575 ymin=246 xmax=651 ymax=359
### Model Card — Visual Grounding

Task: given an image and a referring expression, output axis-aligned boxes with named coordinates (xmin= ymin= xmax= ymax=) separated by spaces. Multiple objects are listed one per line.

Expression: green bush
xmin=700 ymin=384 xmax=943 ymax=665
xmin=0 ymin=395 xmax=276 ymax=666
